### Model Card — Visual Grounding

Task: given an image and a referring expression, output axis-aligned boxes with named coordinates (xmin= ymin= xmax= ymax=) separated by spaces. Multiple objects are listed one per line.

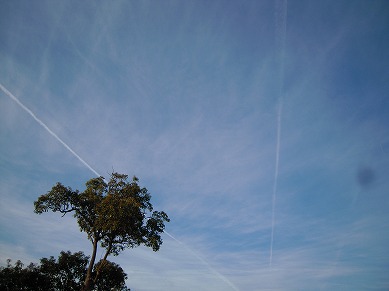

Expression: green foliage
xmin=34 ymin=172 xmax=169 ymax=253
xmin=93 ymin=260 xmax=129 ymax=291
xmin=0 ymin=259 xmax=49 ymax=291
xmin=0 ymin=252 xmax=129 ymax=290
xmin=33 ymin=172 xmax=169 ymax=290
xmin=39 ymin=251 xmax=88 ymax=290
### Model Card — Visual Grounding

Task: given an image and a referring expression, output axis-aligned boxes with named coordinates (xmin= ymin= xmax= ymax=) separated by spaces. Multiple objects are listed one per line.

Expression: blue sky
xmin=1 ymin=0 xmax=389 ymax=290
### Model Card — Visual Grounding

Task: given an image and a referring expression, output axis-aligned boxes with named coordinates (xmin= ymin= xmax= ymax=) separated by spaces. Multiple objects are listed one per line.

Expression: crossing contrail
xmin=164 ymin=231 xmax=240 ymax=291
xmin=270 ymin=0 xmax=287 ymax=267
xmin=0 ymin=83 xmax=101 ymax=177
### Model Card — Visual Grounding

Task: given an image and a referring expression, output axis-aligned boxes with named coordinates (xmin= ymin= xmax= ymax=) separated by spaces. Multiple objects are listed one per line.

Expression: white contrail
xmin=275 ymin=0 xmax=288 ymax=84
xmin=164 ymin=231 xmax=240 ymax=291
xmin=270 ymin=0 xmax=287 ymax=267
xmin=0 ymin=83 xmax=101 ymax=177
xmin=269 ymin=101 xmax=283 ymax=267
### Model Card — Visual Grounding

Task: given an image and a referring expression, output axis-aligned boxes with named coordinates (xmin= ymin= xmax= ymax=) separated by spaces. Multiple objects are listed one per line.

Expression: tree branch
xmin=60 ymin=208 xmax=76 ymax=217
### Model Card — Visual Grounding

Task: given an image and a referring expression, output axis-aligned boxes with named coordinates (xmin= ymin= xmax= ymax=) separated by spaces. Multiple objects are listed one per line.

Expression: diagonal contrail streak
xmin=164 ymin=231 xmax=240 ymax=291
xmin=0 ymin=83 xmax=101 ymax=177
xmin=1 ymin=82 xmax=239 ymax=289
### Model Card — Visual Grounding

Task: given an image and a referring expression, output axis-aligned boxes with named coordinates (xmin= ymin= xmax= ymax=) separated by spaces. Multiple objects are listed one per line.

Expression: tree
xmin=39 ymin=251 xmax=88 ymax=290
xmin=0 ymin=251 xmax=130 ymax=290
xmin=0 ymin=259 xmax=49 ymax=291
xmin=34 ymin=172 xmax=169 ymax=291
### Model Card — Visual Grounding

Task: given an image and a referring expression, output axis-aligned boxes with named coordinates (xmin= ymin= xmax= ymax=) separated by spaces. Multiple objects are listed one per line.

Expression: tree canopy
xmin=0 ymin=251 xmax=130 ymax=291
xmin=34 ymin=172 xmax=169 ymax=291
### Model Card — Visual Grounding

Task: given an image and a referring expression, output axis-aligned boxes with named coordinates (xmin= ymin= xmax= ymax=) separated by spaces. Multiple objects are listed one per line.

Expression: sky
xmin=1 ymin=0 xmax=389 ymax=290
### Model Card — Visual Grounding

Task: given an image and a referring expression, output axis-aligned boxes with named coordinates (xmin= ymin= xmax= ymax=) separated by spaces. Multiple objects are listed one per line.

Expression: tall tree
xmin=34 ymin=172 xmax=169 ymax=291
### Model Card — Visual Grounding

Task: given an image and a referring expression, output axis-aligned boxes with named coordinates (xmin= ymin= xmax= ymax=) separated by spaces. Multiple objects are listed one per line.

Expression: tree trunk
xmin=82 ymin=238 xmax=98 ymax=291
xmin=93 ymin=241 xmax=112 ymax=285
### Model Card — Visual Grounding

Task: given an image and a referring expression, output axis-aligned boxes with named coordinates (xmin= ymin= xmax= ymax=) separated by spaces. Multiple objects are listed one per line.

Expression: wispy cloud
xmin=1 ymin=1 xmax=389 ymax=290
